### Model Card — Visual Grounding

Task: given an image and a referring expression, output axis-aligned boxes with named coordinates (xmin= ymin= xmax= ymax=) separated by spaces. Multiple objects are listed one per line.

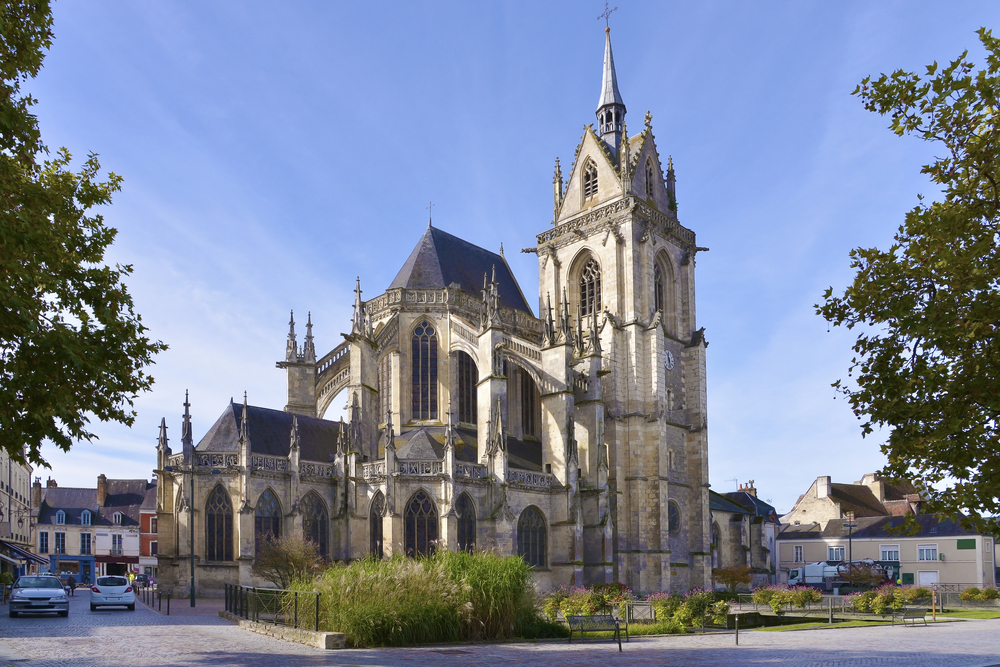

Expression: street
xmin=1 ymin=591 xmax=1000 ymax=667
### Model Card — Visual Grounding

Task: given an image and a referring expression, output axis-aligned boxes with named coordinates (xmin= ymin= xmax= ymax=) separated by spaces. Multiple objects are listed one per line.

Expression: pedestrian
xmin=67 ymin=574 xmax=76 ymax=596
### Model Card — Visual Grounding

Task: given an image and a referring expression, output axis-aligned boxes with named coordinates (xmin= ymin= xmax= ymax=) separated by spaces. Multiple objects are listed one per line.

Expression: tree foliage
xmin=251 ymin=535 xmax=323 ymax=589
xmin=712 ymin=564 xmax=753 ymax=593
xmin=818 ymin=28 xmax=1000 ymax=531
xmin=1 ymin=0 xmax=166 ymax=466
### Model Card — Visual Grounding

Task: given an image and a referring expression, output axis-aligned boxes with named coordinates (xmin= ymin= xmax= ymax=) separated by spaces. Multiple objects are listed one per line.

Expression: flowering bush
xmin=845 ymin=584 xmax=905 ymax=614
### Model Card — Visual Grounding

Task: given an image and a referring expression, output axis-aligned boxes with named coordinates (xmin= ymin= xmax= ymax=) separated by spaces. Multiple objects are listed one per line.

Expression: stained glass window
xmin=411 ymin=322 xmax=438 ymax=420
xmin=300 ymin=492 xmax=329 ymax=561
xmin=206 ymin=486 xmax=233 ymax=561
xmin=456 ymin=493 xmax=476 ymax=553
xmin=580 ymin=259 xmax=602 ymax=317
xmin=457 ymin=351 xmax=477 ymax=425
xmin=517 ymin=507 xmax=546 ymax=567
xmin=404 ymin=490 xmax=438 ymax=557
xmin=370 ymin=492 xmax=386 ymax=559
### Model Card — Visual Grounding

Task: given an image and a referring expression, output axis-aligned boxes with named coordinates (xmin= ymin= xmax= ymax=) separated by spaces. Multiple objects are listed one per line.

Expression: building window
xmin=456 ymin=493 xmax=476 ymax=553
xmin=55 ymin=510 xmax=65 ymax=525
xmin=113 ymin=511 xmax=124 ymax=525
xmin=150 ymin=517 xmax=157 ymax=533
xmin=880 ymin=545 xmax=900 ymax=561
xmin=711 ymin=522 xmax=721 ymax=569
xmin=580 ymin=259 xmax=602 ymax=317
xmin=645 ymin=159 xmax=655 ymax=199
xmin=370 ymin=492 xmax=386 ymax=559
xmin=988 ymin=540 xmax=993 ymax=553
xmin=150 ymin=541 xmax=158 ymax=556
xmin=300 ymin=492 xmax=329 ymax=561
xmin=828 ymin=546 xmax=846 ymax=561
xmin=583 ymin=160 xmax=598 ymax=200
xmin=404 ymin=490 xmax=438 ymax=558
xmin=520 ymin=369 xmax=539 ymax=437
xmin=653 ymin=263 xmax=664 ymax=314
xmin=918 ymin=544 xmax=938 ymax=561
xmin=794 ymin=545 xmax=804 ymax=563
xmin=457 ymin=351 xmax=477 ymax=425
xmin=517 ymin=506 xmax=547 ymax=568
xmin=668 ymin=449 xmax=675 ymax=470
xmin=376 ymin=354 xmax=392 ymax=425
xmin=81 ymin=510 xmax=91 ymax=526
xmin=411 ymin=321 xmax=438 ymax=420
xmin=255 ymin=489 xmax=282 ymax=551
xmin=206 ymin=485 xmax=234 ymax=562
xmin=111 ymin=534 xmax=123 ymax=555
xmin=80 ymin=533 xmax=92 ymax=555
xmin=55 ymin=532 xmax=66 ymax=555
xmin=39 ymin=531 xmax=49 ymax=554
xmin=668 ymin=500 xmax=681 ymax=536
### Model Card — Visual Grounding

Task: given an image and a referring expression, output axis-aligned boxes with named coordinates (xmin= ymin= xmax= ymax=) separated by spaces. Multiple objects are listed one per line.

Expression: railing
xmin=507 ymin=468 xmax=555 ymax=488
xmin=362 ymin=461 xmax=385 ymax=481
xmin=397 ymin=460 xmax=444 ymax=475
xmin=224 ymin=583 xmax=321 ymax=631
xmin=455 ymin=462 xmax=487 ymax=479
xmin=317 ymin=342 xmax=351 ymax=376
xmin=250 ymin=454 xmax=289 ymax=473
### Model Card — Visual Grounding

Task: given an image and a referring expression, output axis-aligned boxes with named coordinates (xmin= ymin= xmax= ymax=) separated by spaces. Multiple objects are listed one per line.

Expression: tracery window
xmin=376 ymin=354 xmax=391 ymax=425
xmin=370 ymin=492 xmax=386 ymax=559
xmin=206 ymin=486 xmax=234 ymax=561
xmin=517 ymin=506 xmax=547 ymax=567
xmin=645 ymin=159 xmax=656 ymax=199
xmin=520 ymin=369 xmax=539 ymax=437
xmin=457 ymin=351 xmax=477 ymax=425
xmin=653 ymin=262 xmax=664 ymax=313
xmin=668 ymin=500 xmax=681 ymax=536
xmin=456 ymin=493 xmax=476 ymax=553
xmin=583 ymin=160 xmax=598 ymax=200
xmin=580 ymin=259 xmax=602 ymax=317
xmin=404 ymin=490 xmax=438 ymax=558
xmin=255 ymin=489 xmax=281 ymax=552
xmin=411 ymin=321 xmax=438 ymax=420
xmin=300 ymin=492 xmax=329 ymax=561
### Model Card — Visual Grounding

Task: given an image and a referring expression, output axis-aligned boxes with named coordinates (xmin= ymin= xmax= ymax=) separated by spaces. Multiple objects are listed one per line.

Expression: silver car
xmin=90 ymin=575 xmax=135 ymax=611
xmin=9 ymin=575 xmax=69 ymax=617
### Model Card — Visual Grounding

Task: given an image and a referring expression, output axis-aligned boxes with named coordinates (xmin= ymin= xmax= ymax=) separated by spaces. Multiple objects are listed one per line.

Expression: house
xmin=709 ymin=482 xmax=778 ymax=588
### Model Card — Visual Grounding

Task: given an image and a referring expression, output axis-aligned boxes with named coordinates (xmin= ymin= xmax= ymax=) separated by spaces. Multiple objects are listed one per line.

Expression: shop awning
xmin=0 ymin=553 xmax=20 ymax=566
xmin=0 ymin=540 xmax=48 ymax=565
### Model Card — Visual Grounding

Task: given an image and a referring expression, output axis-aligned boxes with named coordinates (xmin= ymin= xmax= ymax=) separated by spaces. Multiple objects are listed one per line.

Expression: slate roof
xmin=709 ymin=490 xmax=751 ymax=515
xmin=197 ymin=401 xmax=344 ymax=462
xmin=379 ymin=425 xmax=542 ymax=471
xmin=829 ymin=483 xmax=888 ymax=518
xmin=388 ymin=225 xmax=533 ymax=315
xmin=777 ymin=514 xmax=979 ymax=540
xmin=37 ymin=479 xmax=155 ymax=528
xmin=724 ymin=491 xmax=779 ymax=522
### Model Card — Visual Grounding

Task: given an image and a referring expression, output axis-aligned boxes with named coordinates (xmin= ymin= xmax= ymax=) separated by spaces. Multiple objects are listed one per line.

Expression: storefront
xmin=0 ymin=539 xmax=49 ymax=577
xmin=47 ymin=554 xmax=96 ymax=585
xmin=96 ymin=555 xmax=139 ymax=577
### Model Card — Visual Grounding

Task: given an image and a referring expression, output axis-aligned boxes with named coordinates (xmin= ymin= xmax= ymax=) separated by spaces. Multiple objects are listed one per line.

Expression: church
xmin=155 ymin=26 xmax=712 ymax=596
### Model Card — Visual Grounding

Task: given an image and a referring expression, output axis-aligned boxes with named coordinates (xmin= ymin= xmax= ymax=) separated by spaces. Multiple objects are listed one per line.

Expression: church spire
xmin=303 ymin=312 xmax=316 ymax=363
xmin=181 ymin=390 xmax=193 ymax=448
xmin=285 ymin=310 xmax=297 ymax=362
xmin=351 ymin=277 xmax=365 ymax=337
xmin=596 ymin=25 xmax=627 ymax=156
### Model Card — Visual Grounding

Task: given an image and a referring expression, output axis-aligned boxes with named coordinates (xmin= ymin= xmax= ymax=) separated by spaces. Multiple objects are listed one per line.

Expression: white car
xmin=90 ymin=576 xmax=135 ymax=611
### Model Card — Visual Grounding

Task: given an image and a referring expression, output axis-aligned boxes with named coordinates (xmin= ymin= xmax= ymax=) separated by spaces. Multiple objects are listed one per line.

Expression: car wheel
xmin=8 ymin=611 xmax=16 ymax=618
xmin=59 ymin=611 xmax=68 ymax=617
xmin=90 ymin=604 xmax=97 ymax=612
xmin=127 ymin=603 xmax=135 ymax=611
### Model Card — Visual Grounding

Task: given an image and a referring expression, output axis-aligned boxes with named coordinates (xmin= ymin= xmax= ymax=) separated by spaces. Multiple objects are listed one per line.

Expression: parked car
xmin=90 ymin=576 xmax=135 ymax=611
xmin=133 ymin=574 xmax=151 ymax=587
xmin=9 ymin=575 xmax=69 ymax=618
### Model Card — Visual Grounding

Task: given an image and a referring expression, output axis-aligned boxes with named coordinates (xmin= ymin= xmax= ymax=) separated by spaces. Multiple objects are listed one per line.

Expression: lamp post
xmin=843 ymin=511 xmax=857 ymax=564
xmin=165 ymin=465 xmax=196 ymax=607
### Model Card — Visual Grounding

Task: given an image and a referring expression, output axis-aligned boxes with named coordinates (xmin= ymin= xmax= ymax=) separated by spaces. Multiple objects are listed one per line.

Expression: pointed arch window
xmin=712 ymin=522 xmax=721 ymax=569
xmin=645 ymin=158 xmax=656 ymax=200
xmin=520 ymin=368 xmax=539 ymax=438
xmin=583 ymin=160 xmax=599 ymax=200
xmin=370 ymin=492 xmax=386 ymax=559
xmin=300 ymin=493 xmax=329 ymax=561
xmin=457 ymin=351 xmax=477 ymax=425
xmin=517 ymin=506 xmax=547 ymax=567
xmin=456 ymin=493 xmax=476 ymax=553
xmin=376 ymin=353 xmax=391 ymax=425
xmin=668 ymin=500 xmax=681 ymax=536
xmin=411 ymin=322 xmax=438 ymax=420
xmin=255 ymin=489 xmax=281 ymax=551
xmin=580 ymin=259 xmax=602 ymax=317
xmin=404 ymin=490 xmax=438 ymax=558
xmin=206 ymin=486 xmax=234 ymax=561
xmin=654 ymin=262 xmax=664 ymax=313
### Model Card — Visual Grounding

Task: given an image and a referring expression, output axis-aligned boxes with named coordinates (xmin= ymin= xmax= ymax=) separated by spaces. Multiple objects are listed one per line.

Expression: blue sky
xmin=28 ymin=1 xmax=1000 ymax=514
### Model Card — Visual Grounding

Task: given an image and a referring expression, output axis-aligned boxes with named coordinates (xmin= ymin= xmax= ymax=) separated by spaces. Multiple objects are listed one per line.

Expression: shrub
xmin=713 ymin=565 xmax=753 ymax=593
xmin=790 ymin=586 xmax=822 ymax=609
xmin=647 ymin=591 xmax=684 ymax=621
xmin=960 ymin=587 xmax=982 ymax=601
xmin=983 ymin=587 xmax=1000 ymax=600
xmin=251 ymin=535 xmax=322 ymax=589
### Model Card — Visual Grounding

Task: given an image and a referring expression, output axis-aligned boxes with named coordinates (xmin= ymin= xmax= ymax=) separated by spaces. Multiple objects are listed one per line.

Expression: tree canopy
xmin=819 ymin=28 xmax=1000 ymax=532
xmin=1 ymin=0 xmax=166 ymax=466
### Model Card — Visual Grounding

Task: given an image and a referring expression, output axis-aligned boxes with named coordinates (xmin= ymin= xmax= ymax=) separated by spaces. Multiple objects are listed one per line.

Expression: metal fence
xmin=224 ymin=583 xmax=322 ymax=631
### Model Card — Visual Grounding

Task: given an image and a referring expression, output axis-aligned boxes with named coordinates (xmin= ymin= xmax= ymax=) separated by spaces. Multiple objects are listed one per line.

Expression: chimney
xmin=738 ymin=480 xmax=758 ymax=497
xmin=46 ymin=476 xmax=57 ymax=488
xmin=32 ymin=477 xmax=42 ymax=509
xmin=817 ymin=476 xmax=831 ymax=499
xmin=97 ymin=474 xmax=108 ymax=506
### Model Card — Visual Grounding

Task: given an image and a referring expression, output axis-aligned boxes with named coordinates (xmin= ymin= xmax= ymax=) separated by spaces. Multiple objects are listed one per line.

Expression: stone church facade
xmin=155 ymin=27 xmax=712 ymax=596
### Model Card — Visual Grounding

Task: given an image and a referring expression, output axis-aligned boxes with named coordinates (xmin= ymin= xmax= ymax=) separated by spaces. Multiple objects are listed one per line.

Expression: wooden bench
xmin=893 ymin=608 xmax=927 ymax=626
xmin=567 ymin=614 xmax=626 ymax=651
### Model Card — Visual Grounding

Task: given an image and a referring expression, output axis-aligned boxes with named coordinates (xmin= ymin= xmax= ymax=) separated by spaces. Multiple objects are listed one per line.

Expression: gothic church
xmin=155 ymin=26 xmax=712 ymax=595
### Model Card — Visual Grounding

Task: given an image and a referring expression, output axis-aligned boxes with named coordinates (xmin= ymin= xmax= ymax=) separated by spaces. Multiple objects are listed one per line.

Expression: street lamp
xmin=164 ymin=465 xmax=196 ymax=607
xmin=843 ymin=511 xmax=857 ymax=564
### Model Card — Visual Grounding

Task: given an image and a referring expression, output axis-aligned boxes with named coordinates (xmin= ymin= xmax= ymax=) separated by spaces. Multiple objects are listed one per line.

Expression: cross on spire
xmin=598 ymin=1 xmax=617 ymax=28
xmin=427 ymin=201 xmax=434 ymax=225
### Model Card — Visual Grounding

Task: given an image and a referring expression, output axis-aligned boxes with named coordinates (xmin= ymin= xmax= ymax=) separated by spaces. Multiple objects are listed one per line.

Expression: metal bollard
xmin=167 ymin=590 xmax=171 ymax=616
xmin=294 ymin=591 xmax=298 ymax=629
xmin=735 ymin=613 xmax=739 ymax=645
xmin=315 ymin=593 xmax=320 ymax=632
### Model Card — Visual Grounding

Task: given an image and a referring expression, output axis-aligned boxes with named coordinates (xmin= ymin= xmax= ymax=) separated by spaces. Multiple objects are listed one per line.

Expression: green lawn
xmin=937 ymin=609 xmax=1000 ymax=620
xmin=757 ymin=620 xmax=892 ymax=632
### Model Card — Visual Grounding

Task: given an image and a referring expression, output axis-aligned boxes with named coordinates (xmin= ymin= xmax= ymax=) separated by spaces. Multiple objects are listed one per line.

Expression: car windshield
xmin=16 ymin=577 xmax=63 ymax=589
xmin=97 ymin=577 xmax=128 ymax=586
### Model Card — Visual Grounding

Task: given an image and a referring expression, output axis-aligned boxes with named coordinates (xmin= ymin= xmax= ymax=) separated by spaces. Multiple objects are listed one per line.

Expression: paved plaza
xmin=1 ymin=592 xmax=999 ymax=667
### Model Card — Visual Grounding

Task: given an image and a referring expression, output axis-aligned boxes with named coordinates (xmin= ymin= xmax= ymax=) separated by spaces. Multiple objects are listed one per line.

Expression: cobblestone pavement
xmin=1 ymin=592 xmax=999 ymax=667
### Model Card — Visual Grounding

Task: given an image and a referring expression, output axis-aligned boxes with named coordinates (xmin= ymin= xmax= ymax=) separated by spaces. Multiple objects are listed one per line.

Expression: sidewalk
xmin=139 ymin=591 xmax=226 ymax=618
